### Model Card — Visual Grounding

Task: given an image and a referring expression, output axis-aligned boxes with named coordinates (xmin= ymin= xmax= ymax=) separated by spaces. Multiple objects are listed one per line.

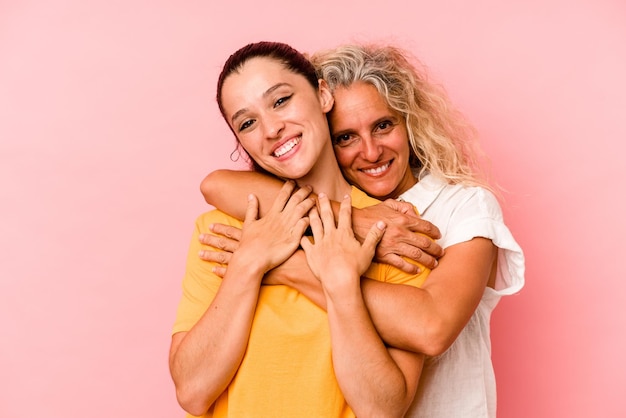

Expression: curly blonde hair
xmin=310 ymin=44 xmax=490 ymax=188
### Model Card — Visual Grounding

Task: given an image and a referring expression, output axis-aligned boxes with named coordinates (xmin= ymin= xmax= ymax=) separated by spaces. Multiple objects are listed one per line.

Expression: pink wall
xmin=1 ymin=0 xmax=624 ymax=416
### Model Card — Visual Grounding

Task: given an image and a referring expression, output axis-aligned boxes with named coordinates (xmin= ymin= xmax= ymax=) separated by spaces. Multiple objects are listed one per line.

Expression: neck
xmin=295 ymin=147 xmax=352 ymax=201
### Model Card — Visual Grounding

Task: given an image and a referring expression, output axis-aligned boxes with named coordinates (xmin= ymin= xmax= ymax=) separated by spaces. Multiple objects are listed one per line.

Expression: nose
xmin=262 ymin=113 xmax=285 ymax=139
xmin=361 ymin=136 xmax=383 ymax=162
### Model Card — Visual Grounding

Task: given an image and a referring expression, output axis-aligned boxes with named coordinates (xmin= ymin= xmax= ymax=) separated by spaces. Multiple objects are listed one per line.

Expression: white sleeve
xmin=444 ymin=188 xmax=525 ymax=296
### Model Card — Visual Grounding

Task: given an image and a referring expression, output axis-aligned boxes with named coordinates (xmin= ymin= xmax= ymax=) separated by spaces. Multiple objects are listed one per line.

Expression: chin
xmin=353 ymin=175 xmax=395 ymax=196
xmin=283 ymin=165 xmax=315 ymax=181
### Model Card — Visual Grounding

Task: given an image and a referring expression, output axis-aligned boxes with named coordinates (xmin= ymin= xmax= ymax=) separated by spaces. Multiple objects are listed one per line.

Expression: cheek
xmin=395 ymin=131 xmax=411 ymax=156
xmin=389 ymin=136 xmax=410 ymax=159
xmin=237 ymin=136 xmax=259 ymax=158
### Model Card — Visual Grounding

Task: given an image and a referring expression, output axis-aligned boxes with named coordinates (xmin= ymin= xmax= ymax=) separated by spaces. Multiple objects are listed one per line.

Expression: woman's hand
xmin=199 ymin=223 xmax=327 ymax=307
xmin=301 ymin=193 xmax=385 ymax=291
xmin=198 ymin=223 xmax=241 ymax=277
xmin=233 ymin=181 xmax=315 ymax=274
xmin=352 ymin=199 xmax=444 ymax=273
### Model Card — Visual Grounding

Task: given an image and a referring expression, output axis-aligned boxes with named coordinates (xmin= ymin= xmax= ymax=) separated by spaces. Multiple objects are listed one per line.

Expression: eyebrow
xmin=332 ymin=114 xmax=399 ymax=136
xmin=229 ymin=82 xmax=292 ymax=126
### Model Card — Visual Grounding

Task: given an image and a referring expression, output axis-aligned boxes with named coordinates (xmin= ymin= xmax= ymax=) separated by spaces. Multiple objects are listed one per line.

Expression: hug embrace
xmin=169 ymin=40 xmax=525 ymax=418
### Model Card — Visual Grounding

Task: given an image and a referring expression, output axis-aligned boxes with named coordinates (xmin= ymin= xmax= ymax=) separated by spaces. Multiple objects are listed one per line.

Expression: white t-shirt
xmin=400 ymin=174 xmax=525 ymax=418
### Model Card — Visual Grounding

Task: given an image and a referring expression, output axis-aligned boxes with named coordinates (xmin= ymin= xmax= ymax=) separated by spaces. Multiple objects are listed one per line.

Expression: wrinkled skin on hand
xmin=352 ymin=199 xmax=444 ymax=273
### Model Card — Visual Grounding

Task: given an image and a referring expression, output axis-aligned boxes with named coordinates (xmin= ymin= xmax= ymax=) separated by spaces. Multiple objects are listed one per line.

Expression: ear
xmin=317 ymin=79 xmax=334 ymax=113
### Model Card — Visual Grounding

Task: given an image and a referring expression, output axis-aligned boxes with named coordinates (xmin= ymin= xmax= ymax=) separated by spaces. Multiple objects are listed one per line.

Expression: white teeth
xmin=362 ymin=162 xmax=390 ymax=175
xmin=273 ymin=136 xmax=301 ymax=157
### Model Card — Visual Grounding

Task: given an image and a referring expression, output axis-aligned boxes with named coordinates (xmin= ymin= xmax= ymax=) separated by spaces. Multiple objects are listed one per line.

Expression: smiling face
xmin=329 ymin=82 xmax=416 ymax=199
xmin=220 ymin=57 xmax=336 ymax=183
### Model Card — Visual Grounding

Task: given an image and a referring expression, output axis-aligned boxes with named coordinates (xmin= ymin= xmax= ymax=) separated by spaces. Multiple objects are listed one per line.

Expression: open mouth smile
xmin=360 ymin=161 xmax=392 ymax=175
xmin=273 ymin=136 xmax=301 ymax=158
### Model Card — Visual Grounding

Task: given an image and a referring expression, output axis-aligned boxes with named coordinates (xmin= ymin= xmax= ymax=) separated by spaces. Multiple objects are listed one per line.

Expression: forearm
xmin=170 ymin=259 xmax=264 ymax=415
xmin=324 ymin=282 xmax=416 ymax=417
xmin=361 ymin=238 xmax=496 ymax=356
xmin=270 ymin=258 xmax=464 ymax=355
xmin=263 ymin=250 xmax=327 ymax=309
xmin=201 ymin=169 xmax=284 ymax=218
xmin=270 ymin=259 xmax=470 ymax=356
xmin=361 ymin=280 xmax=442 ymax=354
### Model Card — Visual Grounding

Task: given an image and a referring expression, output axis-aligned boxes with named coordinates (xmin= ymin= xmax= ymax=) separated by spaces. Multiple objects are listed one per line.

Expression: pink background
xmin=1 ymin=1 xmax=625 ymax=416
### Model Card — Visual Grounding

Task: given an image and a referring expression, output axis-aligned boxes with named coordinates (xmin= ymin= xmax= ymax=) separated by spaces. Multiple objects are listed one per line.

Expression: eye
xmin=274 ymin=95 xmax=292 ymax=108
xmin=375 ymin=120 xmax=394 ymax=131
xmin=238 ymin=119 xmax=255 ymax=132
xmin=333 ymin=133 xmax=357 ymax=147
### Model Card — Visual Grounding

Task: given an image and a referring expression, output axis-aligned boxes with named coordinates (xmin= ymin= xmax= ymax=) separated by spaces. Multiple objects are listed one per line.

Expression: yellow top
xmin=173 ymin=187 xmax=430 ymax=417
